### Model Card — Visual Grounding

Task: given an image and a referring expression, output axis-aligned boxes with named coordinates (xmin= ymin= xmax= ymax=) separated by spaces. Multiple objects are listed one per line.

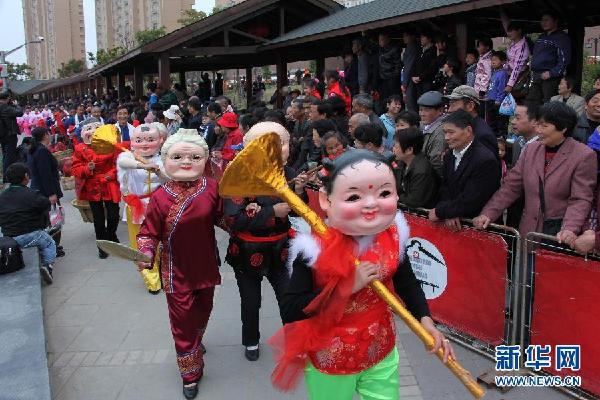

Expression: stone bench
xmin=0 ymin=247 xmax=51 ymax=400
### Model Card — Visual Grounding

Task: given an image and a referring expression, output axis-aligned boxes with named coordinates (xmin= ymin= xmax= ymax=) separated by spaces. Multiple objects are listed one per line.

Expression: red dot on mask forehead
xmin=368 ymin=184 xmax=373 ymax=189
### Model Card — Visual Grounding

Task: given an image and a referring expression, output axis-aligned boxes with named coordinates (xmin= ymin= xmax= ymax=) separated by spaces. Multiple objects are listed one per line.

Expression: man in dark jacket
xmin=0 ymin=92 xmax=23 ymax=181
xmin=157 ymin=85 xmax=179 ymax=110
xmin=445 ymin=85 xmax=500 ymax=162
xmin=573 ymin=90 xmax=600 ymax=144
xmin=343 ymin=51 xmax=359 ymax=97
xmin=0 ymin=163 xmax=55 ymax=283
xmin=411 ymin=31 xmax=438 ymax=98
xmin=526 ymin=11 xmax=572 ymax=105
xmin=393 ymin=126 xmax=438 ymax=208
xmin=352 ymin=37 xmax=378 ymax=94
xmin=401 ymin=30 xmax=421 ymax=111
xmin=429 ymin=110 xmax=500 ymax=231
xmin=377 ymin=31 xmax=402 ymax=105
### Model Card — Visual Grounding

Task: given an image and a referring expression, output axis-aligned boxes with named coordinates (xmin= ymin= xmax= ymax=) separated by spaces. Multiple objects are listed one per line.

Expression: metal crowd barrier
xmin=301 ymin=196 xmax=600 ymax=397
xmin=523 ymin=232 xmax=600 ymax=400
xmin=399 ymin=206 xmax=521 ymax=360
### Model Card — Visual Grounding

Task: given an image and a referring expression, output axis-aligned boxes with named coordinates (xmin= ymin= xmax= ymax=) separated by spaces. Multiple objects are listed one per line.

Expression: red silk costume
xmin=270 ymin=223 xmax=400 ymax=389
xmin=137 ymin=177 xmax=223 ymax=383
xmin=71 ymin=143 xmax=120 ymax=202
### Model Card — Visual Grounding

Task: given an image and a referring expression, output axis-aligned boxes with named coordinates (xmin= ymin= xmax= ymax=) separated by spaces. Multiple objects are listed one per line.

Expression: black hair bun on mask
xmin=320 ymin=149 xmax=394 ymax=195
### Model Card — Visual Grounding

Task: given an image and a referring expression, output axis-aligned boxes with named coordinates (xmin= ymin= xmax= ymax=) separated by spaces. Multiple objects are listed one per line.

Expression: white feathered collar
xmin=287 ymin=212 xmax=410 ymax=274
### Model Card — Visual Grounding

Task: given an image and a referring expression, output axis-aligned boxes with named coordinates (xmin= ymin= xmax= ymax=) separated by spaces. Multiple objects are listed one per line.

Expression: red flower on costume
xmin=229 ymin=243 xmax=240 ymax=256
xmin=250 ymin=253 xmax=263 ymax=267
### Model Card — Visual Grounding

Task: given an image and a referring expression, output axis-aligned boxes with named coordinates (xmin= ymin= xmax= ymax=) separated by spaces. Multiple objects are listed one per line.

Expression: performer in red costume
xmin=325 ymin=70 xmax=352 ymax=115
xmin=71 ymin=122 xmax=121 ymax=258
xmin=271 ymin=149 xmax=455 ymax=399
xmin=136 ymin=128 xmax=223 ymax=400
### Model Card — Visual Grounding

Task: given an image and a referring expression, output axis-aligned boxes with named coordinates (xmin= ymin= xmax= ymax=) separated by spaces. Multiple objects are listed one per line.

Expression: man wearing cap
xmin=417 ymin=91 xmax=447 ymax=177
xmin=445 ymin=85 xmax=499 ymax=161
xmin=213 ymin=112 xmax=243 ymax=163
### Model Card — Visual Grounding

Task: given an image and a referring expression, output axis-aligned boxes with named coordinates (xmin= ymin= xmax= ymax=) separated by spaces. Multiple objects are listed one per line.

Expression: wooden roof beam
xmin=172 ymin=45 xmax=259 ymax=57
xmin=229 ymin=28 xmax=269 ymax=43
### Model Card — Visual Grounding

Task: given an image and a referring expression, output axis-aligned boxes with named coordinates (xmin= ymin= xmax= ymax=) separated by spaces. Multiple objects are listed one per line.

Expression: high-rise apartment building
xmin=214 ymin=0 xmax=243 ymax=8
xmin=215 ymin=0 xmax=374 ymax=8
xmin=95 ymin=0 xmax=195 ymax=51
xmin=338 ymin=0 xmax=374 ymax=7
xmin=22 ymin=0 xmax=86 ymax=79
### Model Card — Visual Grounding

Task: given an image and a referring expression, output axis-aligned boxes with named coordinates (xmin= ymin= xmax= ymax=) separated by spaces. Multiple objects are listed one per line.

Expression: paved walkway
xmin=44 ymin=191 xmax=572 ymax=399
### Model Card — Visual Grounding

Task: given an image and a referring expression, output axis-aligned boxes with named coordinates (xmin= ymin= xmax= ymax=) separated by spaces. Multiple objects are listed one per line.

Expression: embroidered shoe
xmin=182 ymin=382 xmax=198 ymax=399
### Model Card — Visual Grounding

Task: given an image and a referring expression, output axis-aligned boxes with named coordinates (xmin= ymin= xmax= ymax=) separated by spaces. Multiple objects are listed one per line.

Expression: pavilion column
xmin=117 ymin=70 xmax=126 ymax=100
xmin=79 ymin=81 xmax=86 ymax=97
xmin=316 ymin=57 xmax=325 ymax=81
xmin=96 ymin=76 xmax=103 ymax=96
xmin=245 ymin=66 xmax=253 ymax=109
xmin=568 ymin=11 xmax=585 ymax=93
xmin=276 ymin=56 xmax=288 ymax=109
xmin=158 ymin=54 xmax=171 ymax=89
xmin=104 ymin=74 xmax=112 ymax=94
xmin=89 ymin=79 xmax=96 ymax=97
xmin=178 ymin=71 xmax=186 ymax=90
xmin=133 ymin=65 xmax=144 ymax=98
xmin=455 ymin=21 xmax=468 ymax=76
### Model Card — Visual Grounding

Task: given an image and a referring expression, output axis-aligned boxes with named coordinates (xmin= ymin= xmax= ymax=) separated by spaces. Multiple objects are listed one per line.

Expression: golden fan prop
xmin=91 ymin=124 xmax=120 ymax=155
xmin=96 ymin=240 xmax=151 ymax=263
xmin=219 ymin=133 xmax=485 ymax=399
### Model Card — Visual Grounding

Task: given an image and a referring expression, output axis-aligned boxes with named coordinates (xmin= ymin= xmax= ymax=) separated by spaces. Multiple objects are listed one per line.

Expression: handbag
xmin=539 ymin=178 xmax=563 ymax=236
xmin=511 ymin=68 xmax=531 ymax=100
xmin=0 ymin=236 xmax=25 ymax=275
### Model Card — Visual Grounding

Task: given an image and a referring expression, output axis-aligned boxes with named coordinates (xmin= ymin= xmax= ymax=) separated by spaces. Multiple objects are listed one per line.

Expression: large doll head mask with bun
xmin=319 ymin=149 xmax=398 ymax=237
xmin=161 ymin=128 xmax=209 ymax=181
xmin=243 ymin=121 xmax=290 ymax=164
xmin=131 ymin=124 xmax=162 ymax=157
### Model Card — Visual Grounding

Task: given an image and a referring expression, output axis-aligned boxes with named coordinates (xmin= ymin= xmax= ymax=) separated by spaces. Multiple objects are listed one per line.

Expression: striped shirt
xmin=507 ymin=38 xmax=530 ymax=87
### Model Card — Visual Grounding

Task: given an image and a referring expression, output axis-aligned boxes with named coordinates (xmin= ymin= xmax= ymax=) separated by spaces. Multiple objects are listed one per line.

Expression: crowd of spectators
xmin=3 ymin=7 xmax=600 ymax=263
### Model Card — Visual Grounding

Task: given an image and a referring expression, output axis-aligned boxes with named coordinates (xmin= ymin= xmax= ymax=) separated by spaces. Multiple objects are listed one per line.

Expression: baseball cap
xmin=444 ymin=85 xmax=480 ymax=104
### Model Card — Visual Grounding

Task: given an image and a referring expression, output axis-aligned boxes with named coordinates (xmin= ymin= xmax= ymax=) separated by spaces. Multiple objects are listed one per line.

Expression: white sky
xmin=0 ymin=0 xmax=215 ymax=65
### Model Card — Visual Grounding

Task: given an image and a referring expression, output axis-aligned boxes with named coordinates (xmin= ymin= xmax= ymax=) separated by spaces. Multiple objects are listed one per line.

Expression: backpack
xmin=0 ymin=236 xmax=25 ymax=275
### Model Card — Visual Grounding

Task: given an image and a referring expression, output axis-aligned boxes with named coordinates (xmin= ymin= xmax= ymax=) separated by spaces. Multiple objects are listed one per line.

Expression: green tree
xmin=57 ymin=58 xmax=85 ymax=78
xmin=582 ymin=59 xmax=600 ymax=96
xmin=88 ymin=46 xmax=127 ymax=67
xmin=6 ymin=62 xmax=33 ymax=81
xmin=135 ymin=26 xmax=167 ymax=46
xmin=177 ymin=9 xmax=207 ymax=26
xmin=261 ymin=65 xmax=271 ymax=78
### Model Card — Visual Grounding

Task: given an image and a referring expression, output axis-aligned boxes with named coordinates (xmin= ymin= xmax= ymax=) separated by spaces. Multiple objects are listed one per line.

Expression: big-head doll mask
xmin=318 ymin=149 xmax=399 ymax=237
xmin=243 ymin=121 xmax=290 ymax=164
xmin=161 ymin=128 xmax=209 ymax=181
xmin=131 ymin=124 xmax=162 ymax=157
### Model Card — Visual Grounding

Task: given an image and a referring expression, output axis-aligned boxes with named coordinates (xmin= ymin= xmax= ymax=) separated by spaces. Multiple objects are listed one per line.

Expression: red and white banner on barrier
xmin=530 ymin=249 xmax=600 ymax=396
xmin=404 ymin=214 xmax=508 ymax=346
